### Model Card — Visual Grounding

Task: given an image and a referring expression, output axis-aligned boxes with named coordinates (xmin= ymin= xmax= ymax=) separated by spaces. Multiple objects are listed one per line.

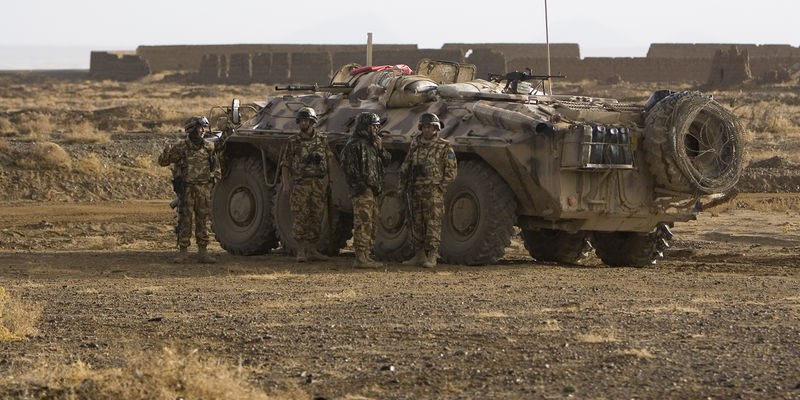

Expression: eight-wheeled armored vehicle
xmin=209 ymin=61 xmax=744 ymax=266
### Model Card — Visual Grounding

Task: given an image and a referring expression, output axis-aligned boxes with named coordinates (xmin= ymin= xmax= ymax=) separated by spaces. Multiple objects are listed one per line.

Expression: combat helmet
xmin=296 ymin=107 xmax=318 ymax=123
xmin=184 ymin=116 xmax=209 ymax=133
xmin=418 ymin=112 xmax=444 ymax=130
xmin=356 ymin=112 xmax=381 ymax=131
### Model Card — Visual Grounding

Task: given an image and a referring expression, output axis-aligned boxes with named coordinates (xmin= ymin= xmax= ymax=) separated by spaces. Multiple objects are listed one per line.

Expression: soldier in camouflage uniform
xmin=280 ymin=107 xmax=333 ymax=262
xmin=158 ymin=116 xmax=218 ymax=264
xmin=340 ymin=112 xmax=392 ymax=269
xmin=400 ymin=113 xmax=457 ymax=268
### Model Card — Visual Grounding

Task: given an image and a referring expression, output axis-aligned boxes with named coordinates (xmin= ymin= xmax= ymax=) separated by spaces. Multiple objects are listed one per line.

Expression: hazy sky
xmin=2 ymin=0 xmax=797 ymax=69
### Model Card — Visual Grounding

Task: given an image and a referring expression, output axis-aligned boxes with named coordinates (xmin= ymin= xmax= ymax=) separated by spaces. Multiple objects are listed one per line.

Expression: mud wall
xmin=89 ymin=51 xmax=150 ymax=81
xmin=137 ymin=44 xmax=419 ymax=73
xmin=648 ymin=43 xmax=800 ymax=59
xmin=90 ymin=43 xmax=800 ymax=84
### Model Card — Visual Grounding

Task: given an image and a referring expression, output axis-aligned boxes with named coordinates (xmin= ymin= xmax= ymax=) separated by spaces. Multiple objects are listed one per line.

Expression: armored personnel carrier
xmin=209 ymin=61 xmax=744 ymax=266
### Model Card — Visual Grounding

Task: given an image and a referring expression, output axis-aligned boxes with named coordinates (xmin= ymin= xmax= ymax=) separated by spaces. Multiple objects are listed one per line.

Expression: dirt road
xmin=1 ymin=196 xmax=800 ymax=399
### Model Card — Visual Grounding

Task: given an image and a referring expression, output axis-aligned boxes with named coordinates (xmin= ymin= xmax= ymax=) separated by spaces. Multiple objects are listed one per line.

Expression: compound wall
xmin=89 ymin=42 xmax=800 ymax=84
xmin=89 ymin=51 xmax=150 ymax=81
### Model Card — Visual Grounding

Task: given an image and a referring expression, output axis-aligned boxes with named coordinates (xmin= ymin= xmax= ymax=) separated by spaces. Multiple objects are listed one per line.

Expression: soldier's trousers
xmin=352 ymin=187 xmax=379 ymax=254
xmin=409 ymin=185 xmax=445 ymax=254
xmin=290 ymin=177 xmax=326 ymax=242
xmin=178 ymin=182 xmax=212 ymax=249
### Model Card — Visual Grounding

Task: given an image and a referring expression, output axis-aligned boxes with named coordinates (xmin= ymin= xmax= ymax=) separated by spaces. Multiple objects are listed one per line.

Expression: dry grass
xmin=738 ymin=101 xmax=800 ymax=134
xmin=74 ymin=153 xmax=111 ymax=175
xmin=11 ymin=347 xmax=290 ymax=399
xmin=0 ymin=116 xmax=12 ymax=132
xmin=13 ymin=112 xmax=55 ymax=142
xmin=576 ymin=331 xmax=618 ymax=343
xmin=128 ymin=155 xmax=171 ymax=178
xmin=63 ymin=121 xmax=110 ymax=143
xmin=616 ymin=348 xmax=655 ymax=359
xmin=0 ymin=286 xmax=42 ymax=341
xmin=16 ymin=141 xmax=72 ymax=170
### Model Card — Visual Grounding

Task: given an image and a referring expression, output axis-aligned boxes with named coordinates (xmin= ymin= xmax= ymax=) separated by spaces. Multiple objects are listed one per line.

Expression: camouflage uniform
xmin=400 ymin=134 xmax=457 ymax=266
xmin=340 ymin=124 xmax=391 ymax=267
xmin=158 ymin=137 xmax=217 ymax=256
xmin=279 ymin=129 xmax=333 ymax=245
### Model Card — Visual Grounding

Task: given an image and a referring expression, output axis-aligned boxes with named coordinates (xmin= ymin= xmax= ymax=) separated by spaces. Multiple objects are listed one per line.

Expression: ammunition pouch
xmin=412 ymin=164 xmax=427 ymax=178
xmin=304 ymin=152 xmax=324 ymax=165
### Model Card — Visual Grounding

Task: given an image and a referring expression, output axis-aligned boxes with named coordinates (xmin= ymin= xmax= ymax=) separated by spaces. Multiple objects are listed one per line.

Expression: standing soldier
xmin=279 ymin=107 xmax=332 ymax=262
xmin=158 ymin=116 xmax=217 ymax=264
xmin=340 ymin=112 xmax=392 ymax=269
xmin=400 ymin=113 xmax=457 ymax=268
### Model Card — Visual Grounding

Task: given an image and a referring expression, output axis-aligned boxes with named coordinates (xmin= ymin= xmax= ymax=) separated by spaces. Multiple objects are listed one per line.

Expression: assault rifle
xmin=488 ymin=69 xmax=566 ymax=94
xmin=274 ymin=82 xmax=353 ymax=93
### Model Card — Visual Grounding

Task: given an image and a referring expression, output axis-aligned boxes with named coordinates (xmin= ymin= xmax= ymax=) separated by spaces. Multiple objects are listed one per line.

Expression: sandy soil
xmin=1 ymin=196 xmax=799 ymax=399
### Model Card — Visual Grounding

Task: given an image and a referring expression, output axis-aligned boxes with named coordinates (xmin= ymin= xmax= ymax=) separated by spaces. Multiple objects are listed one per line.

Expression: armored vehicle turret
xmin=210 ymin=61 xmax=744 ymax=266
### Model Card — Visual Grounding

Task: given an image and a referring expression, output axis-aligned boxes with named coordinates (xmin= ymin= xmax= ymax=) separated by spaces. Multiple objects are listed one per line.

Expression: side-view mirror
xmin=231 ymin=99 xmax=240 ymax=124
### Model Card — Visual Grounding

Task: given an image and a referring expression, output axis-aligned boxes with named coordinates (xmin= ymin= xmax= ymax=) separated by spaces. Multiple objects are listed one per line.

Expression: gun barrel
xmin=275 ymin=83 xmax=353 ymax=93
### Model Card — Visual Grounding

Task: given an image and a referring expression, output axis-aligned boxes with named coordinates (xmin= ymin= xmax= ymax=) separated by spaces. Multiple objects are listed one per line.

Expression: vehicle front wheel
xmin=211 ymin=156 xmax=278 ymax=255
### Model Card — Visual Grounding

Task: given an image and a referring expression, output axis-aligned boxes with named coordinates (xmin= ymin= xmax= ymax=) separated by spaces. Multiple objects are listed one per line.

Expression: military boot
xmin=198 ymin=245 xmax=216 ymax=264
xmin=307 ymin=244 xmax=331 ymax=262
xmin=422 ymin=251 xmax=437 ymax=268
xmin=295 ymin=242 xmax=308 ymax=263
xmin=402 ymin=249 xmax=427 ymax=266
xmin=353 ymin=249 xmax=381 ymax=269
xmin=173 ymin=247 xmax=189 ymax=264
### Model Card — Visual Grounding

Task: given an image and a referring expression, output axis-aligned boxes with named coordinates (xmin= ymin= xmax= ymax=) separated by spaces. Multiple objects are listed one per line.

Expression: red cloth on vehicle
xmin=350 ymin=64 xmax=414 ymax=75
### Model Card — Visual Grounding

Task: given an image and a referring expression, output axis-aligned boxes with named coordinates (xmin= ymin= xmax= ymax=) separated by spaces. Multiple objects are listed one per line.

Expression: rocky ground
xmin=1 ymin=74 xmax=799 ymax=399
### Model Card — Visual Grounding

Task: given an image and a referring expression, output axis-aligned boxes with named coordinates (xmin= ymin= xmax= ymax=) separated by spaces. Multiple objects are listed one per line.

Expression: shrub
xmin=16 ymin=141 xmax=72 ymax=170
xmin=15 ymin=112 xmax=55 ymax=141
xmin=0 ymin=286 xmax=42 ymax=341
xmin=63 ymin=121 xmax=110 ymax=144
xmin=75 ymin=153 xmax=109 ymax=175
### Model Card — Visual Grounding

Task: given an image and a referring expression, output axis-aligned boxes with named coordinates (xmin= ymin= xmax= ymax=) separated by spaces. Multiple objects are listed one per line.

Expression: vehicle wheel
xmin=592 ymin=223 xmax=673 ymax=267
xmin=440 ymin=160 xmax=517 ymax=265
xmin=521 ymin=229 xmax=592 ymax=264
xmin=374 ymin=161 xmax=414 ymax=261
xmin=644 ymin=91 xmax=745 ymax=194
xmin=211 ymin=156 xmax=278 ymax=255
xmin=274 ymin=180 xmax=352 ymax=256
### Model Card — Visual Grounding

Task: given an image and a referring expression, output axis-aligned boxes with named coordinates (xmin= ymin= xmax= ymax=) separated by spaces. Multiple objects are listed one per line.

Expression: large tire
xmin=211 ymin=156 xmax=278 ymax=255
xmin=440 ymin=160 xmax=517 ymax=265
xmin=521 ymin=229 xmax=592 ymax=265
xmin=592 ymin=223 xmax=673 ymax=267
xmin=374 ymin=161 xmax=414 ymax=262
xmin=273 ymin=180 xmax=353 ymax=256
xmin=644 ymin=91 xmax=744 ymax=194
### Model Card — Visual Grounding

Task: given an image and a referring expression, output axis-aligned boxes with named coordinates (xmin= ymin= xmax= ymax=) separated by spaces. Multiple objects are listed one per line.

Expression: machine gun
xmin=274 ymin=82 xmax=353 ymax=93
xmin=488 ymin=69 xmax=566 ymax=95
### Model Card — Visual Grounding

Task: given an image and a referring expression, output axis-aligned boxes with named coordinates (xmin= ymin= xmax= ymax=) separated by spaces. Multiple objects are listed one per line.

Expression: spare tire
xmin=643 ymin=91 xmax=744 ymax=194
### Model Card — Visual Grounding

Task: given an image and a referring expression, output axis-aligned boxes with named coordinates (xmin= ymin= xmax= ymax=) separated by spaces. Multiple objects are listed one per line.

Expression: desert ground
xmin=1 ymin=70 xmax=800 ymax=399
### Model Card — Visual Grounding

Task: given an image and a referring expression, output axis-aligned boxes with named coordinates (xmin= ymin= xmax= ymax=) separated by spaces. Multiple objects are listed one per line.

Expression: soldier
xmin=279 ymin=107 xmax=333 ymax=262
xmin=340 ymin=112 xmax=392 ymax=269
xmin=400 ymin=113 xmax=457 ymax=268
xmin=158 ymin=116 xmax=218 ymax=264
